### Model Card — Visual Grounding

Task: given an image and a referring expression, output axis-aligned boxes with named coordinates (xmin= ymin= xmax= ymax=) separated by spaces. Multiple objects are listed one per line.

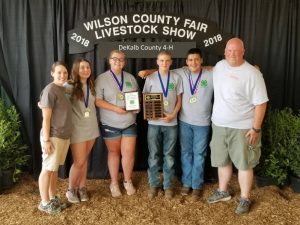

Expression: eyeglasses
xmin=110 ymin=57 xmax=125 ymax=63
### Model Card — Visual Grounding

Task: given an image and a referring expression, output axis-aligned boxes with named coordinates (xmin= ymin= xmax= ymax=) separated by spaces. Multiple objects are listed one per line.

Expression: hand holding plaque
xmin=143 ymin=93 xmax=164 ymax=120
xmin=124 ymin=91 xmax=140 ymax=111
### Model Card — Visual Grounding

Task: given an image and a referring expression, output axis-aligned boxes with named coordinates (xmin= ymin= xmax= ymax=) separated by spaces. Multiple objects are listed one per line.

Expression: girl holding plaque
xmin=66 ymin=58 xmax=99 ymax=203
xmin=95 ymin=50 xmax=139 ymax=197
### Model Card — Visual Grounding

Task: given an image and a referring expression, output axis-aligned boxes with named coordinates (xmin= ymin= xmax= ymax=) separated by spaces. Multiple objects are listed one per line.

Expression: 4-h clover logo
xmin=168 ymin=83 xmax=175 ymax=90
xmin=200 ymin=80 xmax=207 ymax=88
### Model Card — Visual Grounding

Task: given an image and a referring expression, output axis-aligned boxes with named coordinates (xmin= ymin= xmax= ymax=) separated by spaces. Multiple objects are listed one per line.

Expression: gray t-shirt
xmin=70 ymin=83 xmax=100 ymax=144
xmin=143 ymin=70 xmax=183 ymax=126
xmin=95 ymin=70 xmax=139 ymax=129
xmin=40 ymin=82 xmax=73 ymax=139
xmin=173 ymin=67 xmax=213 ymax=126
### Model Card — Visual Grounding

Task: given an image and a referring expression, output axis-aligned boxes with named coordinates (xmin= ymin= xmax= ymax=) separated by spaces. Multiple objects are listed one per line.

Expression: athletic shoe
xmin=235 ymin=198 xmax=251 ymax=214
xmin=66 ymin=188 xmax=80 ymax=203
xmin=110 ymin=183 xmax=122 ymax=198
xmin=38 ymin=201 xmax=61 ymax=214
xmin=78 ymin=187 xmax=89 ymax=202
xmin=123 ymin=181 xmax=136 ymax=195
xmin=207 ymin=189 xmax=231 ymax=204
xmin=51 ymin=196 xmax=69 ymax=210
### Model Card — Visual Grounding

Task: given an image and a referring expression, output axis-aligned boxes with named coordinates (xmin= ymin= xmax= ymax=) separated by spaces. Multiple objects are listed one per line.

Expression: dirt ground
xmin=0 ymin=171 xmax=300 ymax=225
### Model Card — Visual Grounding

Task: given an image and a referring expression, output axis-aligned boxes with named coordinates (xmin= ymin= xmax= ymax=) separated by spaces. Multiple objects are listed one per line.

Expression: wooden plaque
xmin=143 ymin=93 xmax=164 ymax=120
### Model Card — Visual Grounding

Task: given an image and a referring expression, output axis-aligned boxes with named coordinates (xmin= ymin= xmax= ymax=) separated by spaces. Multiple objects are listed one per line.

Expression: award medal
xmin=189 ymin=96 xmax=197 ymax=104
xmin=188 ymin=69 xmax=202 ymax=104
xmin=84 ymin=83 xmax=90 ymax=118
xmin=110 ymin=69 xmax=124 ymax=100
xmin=158 ymin=71 xmax=170 ymax=107
xmin=118 ymin=92 xmax=124 ymax=100
xmin=84 ymin=108 xmax=91 ymax=118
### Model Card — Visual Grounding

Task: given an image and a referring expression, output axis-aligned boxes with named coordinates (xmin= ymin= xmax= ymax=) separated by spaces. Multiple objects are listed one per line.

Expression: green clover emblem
xmin=168 ymin=83 xmax=175 ymax=90
xmin=200 ymin=80 xmax=207 ymax=87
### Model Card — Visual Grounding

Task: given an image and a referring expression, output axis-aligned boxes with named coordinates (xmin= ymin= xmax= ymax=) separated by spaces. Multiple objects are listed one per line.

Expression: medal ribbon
xmin=157 ymin=71 xmax=170 ymax=98
xmin=84 ymin=83 xmax=89 ymax=108
xmin=110 ymin=69 xmax=124 ymax=91
xmin=189 ymin=69 xmax=202 ymax=95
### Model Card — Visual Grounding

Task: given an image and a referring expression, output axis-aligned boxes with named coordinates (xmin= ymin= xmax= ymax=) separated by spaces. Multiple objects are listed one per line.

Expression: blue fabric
xmin=100 ymin=123 xmax=137 ymax=139
xmin=147 ymin=124 xmax=178 ymax=189
xmin=179 ymin=120 xmax=210 ymax=189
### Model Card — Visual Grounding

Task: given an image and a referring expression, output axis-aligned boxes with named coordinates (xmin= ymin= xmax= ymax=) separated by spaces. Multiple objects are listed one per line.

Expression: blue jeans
xmin=147 ymin=125 xmax=178 ymax=189
xmin=179 ymin=121 xmax=210 ymax=189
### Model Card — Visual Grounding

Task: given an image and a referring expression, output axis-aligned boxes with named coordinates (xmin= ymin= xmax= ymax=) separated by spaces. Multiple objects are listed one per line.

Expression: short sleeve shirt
xmin=70 ymin=84 xmax=100 ymax=144
xmin=212 ymin=60 xmax=269 ymax=129
xmin=173 ymin=67 xmax=213 ymax=126
xmin=40 ymin=82 xmax=73 ymax=139
xmin=95 ymin=70 xmax=139 ymax=129
xmin=143 ymin=70 xmax=183 ymax=126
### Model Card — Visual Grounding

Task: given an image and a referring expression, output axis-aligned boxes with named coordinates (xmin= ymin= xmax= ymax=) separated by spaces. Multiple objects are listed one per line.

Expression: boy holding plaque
xmin=142 ymin=51 xmax=183 ymax=199
xmin=139 ymin=48 xmax=213 ymax=201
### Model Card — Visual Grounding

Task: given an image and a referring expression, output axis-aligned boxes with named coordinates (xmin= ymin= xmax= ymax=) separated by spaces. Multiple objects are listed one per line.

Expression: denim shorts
xmin=100 ymin=123 xmax=137 ymax=140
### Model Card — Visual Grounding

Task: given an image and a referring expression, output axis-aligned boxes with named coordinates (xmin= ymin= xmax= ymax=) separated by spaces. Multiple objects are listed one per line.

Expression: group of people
xmin=38 ymin=37 xmax=268 ymax=216
xmin=38 ymin=50 xmax=139 ymax=214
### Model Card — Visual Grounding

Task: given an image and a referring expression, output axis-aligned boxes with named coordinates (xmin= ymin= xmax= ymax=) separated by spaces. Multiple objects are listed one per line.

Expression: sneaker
xmin=78 ymin=187 xmax=89 ymax=202
xmin=148 ymin=187 xmax=158 ymax=199
xmin=191 ymin=189 xmax=202 ymax=201
xmin=110 ymin=183 xmax=122 ymax=198
xmin=123 ymin=181 xmax=136 ymax=195
xmin=38 ymin=201 xmax=61 ymax=214
xmin=66 ymin=188 xmax=80 ymax=203
xmin=207 ymin=189 xmax=231 ymax=204
xmin=50 ymin=196 xmax=69 ymax=210
xmin=235 ymin=198 xmax=251 ymax=214
xmin=181 ymin=186 xmax=190 ymax=196
xmin=164 ymin=188 xmax=174 ymax=200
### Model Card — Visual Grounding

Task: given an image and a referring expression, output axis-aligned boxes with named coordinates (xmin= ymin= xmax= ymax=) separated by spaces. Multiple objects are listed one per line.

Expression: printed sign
xmin=68 ymin=13 xmax=232 ymax=56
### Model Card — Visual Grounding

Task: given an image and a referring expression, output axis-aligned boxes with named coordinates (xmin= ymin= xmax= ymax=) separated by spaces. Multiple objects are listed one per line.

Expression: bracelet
xmin=252 ymin=127 xmax=261 ymax=133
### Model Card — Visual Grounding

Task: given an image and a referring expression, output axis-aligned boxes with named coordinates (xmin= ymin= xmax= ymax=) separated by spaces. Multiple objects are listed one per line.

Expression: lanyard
xmin=157 ymin=71 xmax=170 ymax=97
xmin=110 ymin=69 xmax=124 ymax=91
xmin=188 ymin=69 xmax=202 ymax=95
xmin=84 ymin=83 xmax=89 ymax=108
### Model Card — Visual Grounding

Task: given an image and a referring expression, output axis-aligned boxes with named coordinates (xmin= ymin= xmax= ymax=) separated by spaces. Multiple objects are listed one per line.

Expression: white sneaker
xmin=110 ymin=183 xmax=122 ymax=198
xmin=123 ymin=181 xmax=136 ymax=195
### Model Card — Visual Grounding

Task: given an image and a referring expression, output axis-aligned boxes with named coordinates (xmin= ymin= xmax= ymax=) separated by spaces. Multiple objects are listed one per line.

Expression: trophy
xmin=143 ymin=93 xmax=164 ymax=119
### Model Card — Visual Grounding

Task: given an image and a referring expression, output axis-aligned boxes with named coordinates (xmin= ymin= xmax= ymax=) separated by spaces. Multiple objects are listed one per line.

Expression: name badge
xmin=164 ymin=100 xmax=169 ymax=106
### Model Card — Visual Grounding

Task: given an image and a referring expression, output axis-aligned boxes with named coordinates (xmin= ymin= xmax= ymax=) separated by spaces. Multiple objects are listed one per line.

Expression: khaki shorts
xmin=41 ymin=137 xmax=70 ymax=171
xmin=210 ymin=124 xmax=261 ymax=170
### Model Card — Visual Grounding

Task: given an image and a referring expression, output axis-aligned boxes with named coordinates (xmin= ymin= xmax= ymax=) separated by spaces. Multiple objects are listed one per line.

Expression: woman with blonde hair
xmin=95 ymin=50 xmax=139 ymax=197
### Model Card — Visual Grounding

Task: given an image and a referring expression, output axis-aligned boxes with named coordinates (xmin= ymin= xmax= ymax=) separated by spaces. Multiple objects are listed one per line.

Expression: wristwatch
xmin=252 ymin=127 xmax=261 ymax=133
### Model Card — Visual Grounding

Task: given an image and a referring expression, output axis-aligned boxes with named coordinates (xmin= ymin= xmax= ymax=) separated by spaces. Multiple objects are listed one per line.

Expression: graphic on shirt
xmin=125 ymin=81 xmax=132 ymax=88
xmin=168 ymin=83 xmax=175 ymax=90
xmin=200 ymin=80 xmax=207 ymax=88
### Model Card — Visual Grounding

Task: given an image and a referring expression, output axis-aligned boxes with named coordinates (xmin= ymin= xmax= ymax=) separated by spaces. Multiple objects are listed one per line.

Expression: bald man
xmin=207 ymin=38 xmax=268 ymax=214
